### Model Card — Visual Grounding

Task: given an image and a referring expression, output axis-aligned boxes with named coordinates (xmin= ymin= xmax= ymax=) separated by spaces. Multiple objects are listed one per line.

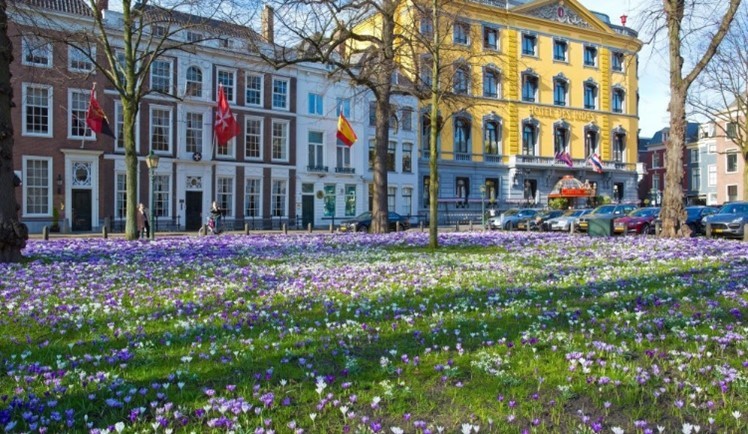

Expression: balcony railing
xmin=307 ymin=165 xmax=328 ymax=173
xmin=335 ymin=167 xmax=355 ymax=174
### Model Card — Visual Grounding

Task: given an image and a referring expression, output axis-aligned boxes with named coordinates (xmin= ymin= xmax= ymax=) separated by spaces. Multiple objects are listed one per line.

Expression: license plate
xmin=580 ymin=223 xmax=587 ymax=228
xmin=713 ymin=228 xmax=723 ymax=233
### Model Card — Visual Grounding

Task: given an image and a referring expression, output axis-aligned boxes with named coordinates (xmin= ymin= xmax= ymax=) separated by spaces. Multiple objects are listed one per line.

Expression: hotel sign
xmin=528 ymin=106 xmax=597 ymax=122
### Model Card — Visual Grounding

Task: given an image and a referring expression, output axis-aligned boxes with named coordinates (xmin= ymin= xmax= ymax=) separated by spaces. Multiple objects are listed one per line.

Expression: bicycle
xmin=199 ymin=210 xmax=226 ymax=236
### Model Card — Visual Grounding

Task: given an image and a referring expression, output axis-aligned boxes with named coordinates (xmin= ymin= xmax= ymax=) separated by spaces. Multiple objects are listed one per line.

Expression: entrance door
xmin=71 ymin=189 xmax=92 ymax=231
xmin=302 ymin=195 xmax=314 ymax=228
xmin=185 ymin=191 xmax=203 ymax=231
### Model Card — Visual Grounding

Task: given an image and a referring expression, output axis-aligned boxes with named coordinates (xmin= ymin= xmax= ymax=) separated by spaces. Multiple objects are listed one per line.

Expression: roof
xmin=648 ymin=123 xmax=700 ymax=147
xmin=19 ymin=0 xmax=93 ymax=16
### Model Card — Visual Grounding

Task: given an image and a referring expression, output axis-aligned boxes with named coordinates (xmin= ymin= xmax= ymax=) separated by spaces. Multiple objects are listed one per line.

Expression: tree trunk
xmin=0 ymin=0 xmax=29 ymax=263
xmin=743 ymin=150 xmax=748 ymax=200
xmin=372 ymin=94 xmax=391 ymax=233
xmin=428 ymin=1 xmax=440 ymax=249
xmin=123 ymin=100 xmax=139 ymax=240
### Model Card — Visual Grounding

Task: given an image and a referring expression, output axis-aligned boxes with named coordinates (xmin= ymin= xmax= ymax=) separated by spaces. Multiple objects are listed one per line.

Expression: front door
xmin=185 ymin=191 xmax=203 ymax=231
xmin=71 ymin=189 xmax=92 ymax=231
xmin=302 ymin=195 xmax=314 ymax=228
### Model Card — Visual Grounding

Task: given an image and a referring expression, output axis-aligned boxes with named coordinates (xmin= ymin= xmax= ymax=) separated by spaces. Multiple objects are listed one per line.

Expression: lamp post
xmin=479 ymin=184 xmax=486 ymax=229
xmin=145 ymin=151 xmax=160 ymax=240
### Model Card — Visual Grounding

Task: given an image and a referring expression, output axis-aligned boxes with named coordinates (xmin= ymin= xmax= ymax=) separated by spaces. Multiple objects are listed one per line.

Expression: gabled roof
xmin=20 ymin=0 xmax=93 ymax=17
xmin=648 ymin=123 xmax=700 ymax=147
xmin=511 ymin=0 xmax=614 ymax=34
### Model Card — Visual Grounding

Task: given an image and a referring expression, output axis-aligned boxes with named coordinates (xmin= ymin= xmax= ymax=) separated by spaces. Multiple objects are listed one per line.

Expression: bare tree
xmin=11 ymin=0 xmax=248 ymax=240
xmin=645 ymin=0 xmax=741 ymax=237
xmin=690 ymin=4 xmax=748 ymax=198
xmin=0 ymin=0 xmax=28 ymax=263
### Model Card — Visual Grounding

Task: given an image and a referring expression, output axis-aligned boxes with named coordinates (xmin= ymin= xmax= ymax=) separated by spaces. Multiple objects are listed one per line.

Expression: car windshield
xmin=503 ymin=209 xmax=519 ymax=216
xmin=572 ymin=210 xmax=588 ymax=217
xmin=518 ymin=210 xmax=538 ymax=217
xmin=719 ymin=203 xmax=748 ymax=214
xmin=686 ymin=208 xmax=704 ymax=219
xmin=355 ymin=212 xmax=372 ymax=220
xmin=629 ymin=208 xmax=658 ymax=217
xmin=591 ymin=205 xmax=616 ymax=215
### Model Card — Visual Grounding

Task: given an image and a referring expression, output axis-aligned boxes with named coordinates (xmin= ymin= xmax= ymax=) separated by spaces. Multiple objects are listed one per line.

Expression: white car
xmin=545 ymin=209 xmax=592 ymax=231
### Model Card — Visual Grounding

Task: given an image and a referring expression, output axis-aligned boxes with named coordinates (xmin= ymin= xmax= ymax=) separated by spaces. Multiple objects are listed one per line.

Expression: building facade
xmin=638 ymin=123 xmax=699 ymax=206
xmin=714 ymin=118 xmax=746 ymax=203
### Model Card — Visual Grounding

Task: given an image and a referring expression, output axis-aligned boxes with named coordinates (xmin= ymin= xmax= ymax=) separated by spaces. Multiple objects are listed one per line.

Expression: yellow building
xmin=405 ymin=0 xmax=643 ymax=213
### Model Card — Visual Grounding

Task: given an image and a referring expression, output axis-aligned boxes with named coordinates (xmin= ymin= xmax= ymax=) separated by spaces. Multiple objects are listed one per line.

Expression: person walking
xmin=137 ymin=203 xmax=150 ymax=239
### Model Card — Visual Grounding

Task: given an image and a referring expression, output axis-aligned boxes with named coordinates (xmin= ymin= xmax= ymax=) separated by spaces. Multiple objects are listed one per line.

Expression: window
xmin=727 ymin=152 xmax=738 ymax=173
xmin=271 ymin=180 xmax=287 ymax=217
xmin=323 ymin=184 xmax=336 ymax=217
xmin=368 ymin=140 xmax=375 ymax=171
xmin=652 ymin=152 xmax=660 ymax=168
xmin=345 ymin=185 xmax=356 ymax=217
xmin=453 ymin=65 xmax=469 ymax=94
xmin=22 ymin=84 xmax=52 ymax=136
xmin=613 ymin=133 xmax=625 ymax=162
xmin=522 ymin=74 xmax=538 ymax=102
xmin=454 ymin=117 xmax=471 ymax=155
xmin=553 ymin=40 xmax=567 ymax=61
xmin=272 ymin=78 xmax=289 ymax=110
xmin=387 ymin=141 xmax=396 ymax=171
xmin=485 ymin=178 xmax=498 ymax=203
xmin=150 ymin=59 xmax=172 ymax=94
xmin=185 ymin=112 xmax=203 ymax=154
xmin=420 ymin=62 xmax=433 ymax=88
xmin=245 ymin=117 xmax=262 ymax=160
xmin=483 ymin=68 xmax=500 ymax=98
xmin=69 ymin=89 xmax=93 ymax=139
xmin=726 ymin=122 xmax=737 ymax=139
xmin=484 ymin=118 xmax=501 ymax=155
xmin=456 ymin=177 xmax=469 ymax=203
xmin=22 ymin=36 xmax=52 ymax=67
xmin=612 ymin=88 xmax=625 ymax=113
xmin=219 ymin=38 xmax=233 ymax=49
xmin=245 ymin=74 xmax=263 ymax=106
xmin=708 ymin=165 xmax=717 ymax=186
xmin=153 ymin=174 xmax=171 ymax=218
xmin=150 ymin=107 xmax=172 ymax=153
xmin=401 ymin=187 xmax=413 ymax=217
xmin=114 ymin=101 xmax=139 ymax=152
xmin=216 ymin=177 xmax=234 ymax=217
xmin=553 ymin=78 xmax=567 ymax=106
xmin=369 ymin=101 xmax=377 ymax=126
xmin=152 ymin=25 xmax=167 ymax=37
xmin=185 ymin=66 xmax=203 ymax=98
xmin=522 ymin=34 xmax=537 ymax=56
xmin=454 ymin=22 xmax=469 ymax=45
xmin=584 ymin=82 xmax=598 ymax=109
xmin=612 ymin=52 xmax=625 ymax=72
xmin=584 ymin=46 xmax=597 ymax=67
xmin=522 ymin=121 xmax=538 ymax=155
xmin=402 ymin=143 xmax=413 ymax=173
xmin=420 ymin=17 xmax=433 ymax=37
xmin=401 ymin=107 xmax=413 ymax=131
xmin=423 ymin=176 xmax=431 ymax=208
xmin=216 ymin=121 xmax=236 ymax=158
xmin=483 ymin=27 xmax=498 ymax=50
xmin=388 ymin=187 xmax=396 ymax=212
xmin=307 ymin=93 xmax=324 ymax=115
xmin=708 ymin=142 xmax=717 ymax=153
xmin=691 ymin=167 xmax=701 ymax=190
xmin=308 ymin=131 xmax=325 ymax=170
xmin=271 ymin=120 xmax=289 ymax=161
xmin=690 ymin=148 xmax=700 ymax=164
xmin=245 ymin=178 xmax=261 ymax=218
xmin=585 ymin=129 xmax=599 ymax=157
xmin=68 ymin=46 xmax=94 ymax=72
xmin=554 ymin=125 xmax=569 ymax=155
xmin=727 ymin=185 xmax=738 ymax=202
xmin=186 ymin=31 xmax=202 ymax=43
xmin=337 ymin=141 xmax=351 ymax=171
xmin=115 ymin=173 xmax=126 ymax=220
xmin=217 ymin=69 xmax=236 ymax=103
xmin=337 ymin=98 xmax=351 ymax=118
xmin=23 ymin=157 xmax=51 ymax=216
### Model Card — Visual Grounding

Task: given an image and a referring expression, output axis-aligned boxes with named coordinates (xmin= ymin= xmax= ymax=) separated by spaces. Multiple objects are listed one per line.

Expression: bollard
xmin=744 ymin=224 xmax=748 ymax=242
xmin=469 ymin=221 xmax=473 ymax=231
xmin=420 ymin=221 xmax=424 ymax=232
xmin=329 ymin=223 xmax=334 ymax=233
xmin=244 ymin=223 xmax=249 ymax=235
xmin=570 ymin=222 xmax=575 ymax=234
xmin=396 ymin=221 xmax=401 ymax=232
xmin=42 ymin=226 xmax=49 ymax=241
xmin=705 ymin=223 xmax=712 ymax=239
xmin=455 ymin=223 xmax=460 ymax=232
xmin=655 ymin=221 xmax=662 ymax=236
xmin=102 ymin=225 xmax=108 ymax=239
xmin=283 ymin=223 xmax=288 ymax=235
xmin=527 ymin=221 xmax=531 ymax=232
xmin=307 ymin=223 xmax=312 ymax=233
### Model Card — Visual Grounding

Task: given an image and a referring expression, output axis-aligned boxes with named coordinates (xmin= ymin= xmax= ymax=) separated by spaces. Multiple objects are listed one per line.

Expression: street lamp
xmin=145 ymin=151 xmax=160 ymax=240
xmin=479 ymin=184 xmax=486 ymax=229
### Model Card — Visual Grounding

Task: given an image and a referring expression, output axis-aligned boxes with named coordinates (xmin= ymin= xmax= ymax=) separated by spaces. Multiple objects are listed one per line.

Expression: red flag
xmin=86 ymin=85 xmax=115 ymax=138
xmin=214 ymin=85 xmax=239 ymax=145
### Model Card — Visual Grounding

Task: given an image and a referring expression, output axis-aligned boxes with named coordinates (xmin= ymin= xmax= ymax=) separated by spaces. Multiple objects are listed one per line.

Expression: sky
xmin=578 ymin=0 xmax=670 ymax=138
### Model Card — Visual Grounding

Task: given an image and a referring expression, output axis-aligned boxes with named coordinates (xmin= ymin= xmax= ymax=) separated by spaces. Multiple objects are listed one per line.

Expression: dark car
xmin=339 ymin=211 xmax=410 ymax=232
xmin=517 ymin=209 xmax=564 ymax=231
xmin=613 ymin=207 xmax=660 ymax=235
xmin=703 ymin=202 xmax=748 ymax=239
xmin=577 ymin=204 xmax=637 ymax=232
xmin=654 ymin=206 xmax=720 ymax=236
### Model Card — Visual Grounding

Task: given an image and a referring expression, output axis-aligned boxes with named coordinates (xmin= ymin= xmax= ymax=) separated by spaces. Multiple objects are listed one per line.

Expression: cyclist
xmin=207 ymin=201 xmax=226 ymax=235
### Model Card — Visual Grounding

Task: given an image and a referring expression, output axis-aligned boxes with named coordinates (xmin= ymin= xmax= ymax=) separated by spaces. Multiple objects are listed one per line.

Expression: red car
xmin=613 ymin=207 xmax=660 ymax=235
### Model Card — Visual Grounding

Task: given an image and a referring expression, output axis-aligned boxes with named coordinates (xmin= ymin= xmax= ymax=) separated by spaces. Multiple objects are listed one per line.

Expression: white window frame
xmin=68 ymin=88 xmax=94 ymax=140
xmin=272 ymin=77 xmax=290 ymax=110
xmin=308 ymin=93 xmax=324 ymax=115
xmin=114 ymin=100 xmax=140 ymax=153
xmin=149 ymin=105 xmax=173 ymax=154
xmin=337 ymin=98 xmax=351 ymax=117
xmin=708 ymin=164 xmax=716 ymax=186
xmin=68 ymin=45 xmax=95 ymax=73
xmin=337 ymin=141 xmax=351 ymax=170
xmin=21 ymin=36 xmax=52 ymax=68
xmin=726 ymin=150 xmax=739 ymax=173
xmin=216 ymin=117 xmax=237 ymax=159
xmin=152 ymin=173 xmax=172 ymax=219
xmin=553 ymin=39 xmax=568 ymax=62
xmin=216 ymin=176 xmax=235 ymax=218
xmin=22 ymin=156 xmax=53 ymax=217
xmin=271 ymin=179 xmax=288 ymax=217
xmin=185 ymin=65 xmax=203 ymax=99
xmin=184 ymin=110 xmax=205 ymax=155
xmin=115 ymin=172 xmax=127 ymax=221
xmin=245 ymin=73 xmax=263 ymax=107
xmin=244 ymin=116 xmax=264 ymax=160
xmin=308 ymin=130 xmax=325 ymax=169
xmin=583 ymin=45 xmax=597 ymax=67
xmin=244 ymin=178 xmax=262 ymax=218
xmin=150 ymin=58 xmax=173 ymax=94
xmin=22 ymin=83 xmax=53 ymax=137
xmin=727 ymin=184 xmax=739 ymax=202
xmin=271 ymin=119 xmax=290 ymax=162
xmin=216 ymin=68 xmax=237 ymax=103
xmin=401 ymin=187 xmax=413 ymax=217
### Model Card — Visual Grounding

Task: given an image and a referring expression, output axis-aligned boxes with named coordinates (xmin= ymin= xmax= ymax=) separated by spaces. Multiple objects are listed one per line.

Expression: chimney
xmin=262 ymin=5 xmax=274 ymax=44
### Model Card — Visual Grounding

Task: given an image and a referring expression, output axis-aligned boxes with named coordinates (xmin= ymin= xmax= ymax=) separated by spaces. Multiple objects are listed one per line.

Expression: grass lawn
xmin=1 ymin=232 xmax=747 ymax=434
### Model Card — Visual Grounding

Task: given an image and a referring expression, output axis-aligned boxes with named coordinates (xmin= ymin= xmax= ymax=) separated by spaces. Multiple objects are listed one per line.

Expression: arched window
xmin=522 ymin=118 xmax=539 ymax=155
xmin=612 ymin=87 xmax=625 ymax=113
xmin=186 ymin=66 xmax=203 ymax=98
xmin=583 ymin=79 xmax=598 ymax=110
xmin=483 ymin=115 xmax=502 ymax=156
xmin=613 ymin=126 xmax=626 ymax=162
xmin=453 ymin=64 xmax=470 ymax=94
xmin=483 ymin=67 xmax=501 ymax=98
xmin=553 ymin=120 xmax=570 ymax=155
xmin=553 ymin=73 xmax=568 ymax=106
xmin=522 ymin=69 xmax=539 ymax=102
xmin=454 ymin=116 xmax=471 ymax=155
xmin=585 ymin=124 xmax=600 ymax=157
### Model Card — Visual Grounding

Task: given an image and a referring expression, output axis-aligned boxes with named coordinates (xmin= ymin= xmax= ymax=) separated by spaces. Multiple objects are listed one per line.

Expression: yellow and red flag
xmin=336 ymin=112 xmax=357 ymax=147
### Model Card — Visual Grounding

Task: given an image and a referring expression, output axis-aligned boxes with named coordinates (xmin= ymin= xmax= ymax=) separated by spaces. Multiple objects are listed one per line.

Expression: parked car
xmin=339 ymin=211 xmax=410 ymax=232
xmin=517 ymin=209 xmax=564 ymax=231
xmin=577 ymin=204 xmax=637 ymax=232
xmin=543 ymin=208 xmax=592 ymax=232
xmin=488 ymin=208 xmax=543 ymax=230
xmin=613 ymin=207 xmax=660 ymax=235
xmin=653 ymin=206 xmax=720 ymax=236
xmin=703 ymin=202 xmax=748 ymax=239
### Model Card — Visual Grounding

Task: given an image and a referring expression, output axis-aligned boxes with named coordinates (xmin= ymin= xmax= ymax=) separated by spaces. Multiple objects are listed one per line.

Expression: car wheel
xmin=640 ymin=224 xmax=650 ymax=236
xmin=504 ymin=221 xmax=512 ymax=231
xmin=361 ymin=225 xmax=369 ymax=233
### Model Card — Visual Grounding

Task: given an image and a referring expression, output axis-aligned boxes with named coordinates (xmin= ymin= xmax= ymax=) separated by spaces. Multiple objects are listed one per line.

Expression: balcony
xmin=307 ymin=165 xmax=328 ymax=173
xmin=454 ymin=152 xmax=472 ymax=162
xmin=510 ymin=155 xmax=638 ymax=172
xmin=335 ymin=167 xmax=355 ymax=174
